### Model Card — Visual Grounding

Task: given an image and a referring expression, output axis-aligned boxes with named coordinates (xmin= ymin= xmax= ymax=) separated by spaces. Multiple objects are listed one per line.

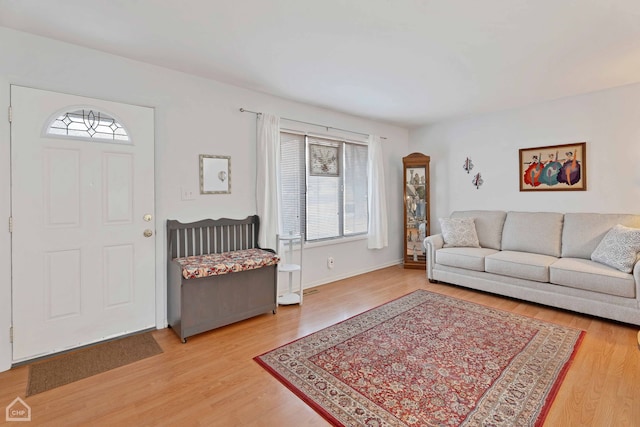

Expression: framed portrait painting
xmin=519 ymin=142 xmax=586 ymax=191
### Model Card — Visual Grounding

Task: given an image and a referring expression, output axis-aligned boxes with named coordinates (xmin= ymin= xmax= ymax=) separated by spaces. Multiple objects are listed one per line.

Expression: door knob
xmin=143 ymin=229 xmax=153 ymax=237
xmin=143 ymin=214 xmax=152 ymax=222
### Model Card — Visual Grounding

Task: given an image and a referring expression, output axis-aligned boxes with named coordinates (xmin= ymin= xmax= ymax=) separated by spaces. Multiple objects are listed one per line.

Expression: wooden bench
xmin=166 ymin=215 xmax=279 ymax=342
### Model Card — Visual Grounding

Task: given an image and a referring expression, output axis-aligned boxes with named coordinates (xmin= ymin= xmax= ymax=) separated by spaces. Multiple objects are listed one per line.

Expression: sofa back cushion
xmin=562 ymin=213 xmax=640 ymax=259
xmin=501 ymin=211 xmax=564 ymax=257
xmin=450 ymin=210 xmax=507 ymax=250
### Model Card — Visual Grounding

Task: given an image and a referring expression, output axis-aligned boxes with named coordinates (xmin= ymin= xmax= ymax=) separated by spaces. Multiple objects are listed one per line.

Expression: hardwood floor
xmin=1 ymin=265 xmax=638 ymax=426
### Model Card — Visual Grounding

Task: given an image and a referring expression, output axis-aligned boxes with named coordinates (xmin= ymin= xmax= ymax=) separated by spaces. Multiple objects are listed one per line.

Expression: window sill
xmin=304 ymin=234 xmax=367 ymax=249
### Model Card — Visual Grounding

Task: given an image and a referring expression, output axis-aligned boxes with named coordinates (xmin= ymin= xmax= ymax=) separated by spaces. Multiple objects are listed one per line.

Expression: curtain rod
xmin=239 ymin=108 xmax=387 ymax=140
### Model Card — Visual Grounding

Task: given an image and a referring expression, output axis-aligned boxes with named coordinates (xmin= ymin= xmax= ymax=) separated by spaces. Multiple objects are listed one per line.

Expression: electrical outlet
xmin=327 ymin=256 xmax=335 ymax=269
xmin=181 ymin=186 xmax=196 ymax=201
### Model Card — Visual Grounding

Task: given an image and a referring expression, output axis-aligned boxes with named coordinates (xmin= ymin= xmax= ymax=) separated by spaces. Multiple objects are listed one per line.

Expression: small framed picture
xmin=309 ymin=143 xmax=339 ymax=176
xmin=519 ymin=142 xmax=586 ymax=191
xmin=200 ymin=154 xmax=231 ymax=194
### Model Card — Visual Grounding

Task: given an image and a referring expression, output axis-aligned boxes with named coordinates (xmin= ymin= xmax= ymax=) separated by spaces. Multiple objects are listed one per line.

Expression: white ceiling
xmin=2 ymin=0 xmax=640 ymax=127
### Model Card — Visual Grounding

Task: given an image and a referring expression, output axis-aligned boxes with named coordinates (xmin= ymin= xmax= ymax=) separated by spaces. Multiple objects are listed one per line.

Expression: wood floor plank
xmin=0 ymin=265 xmax=638 ymax=426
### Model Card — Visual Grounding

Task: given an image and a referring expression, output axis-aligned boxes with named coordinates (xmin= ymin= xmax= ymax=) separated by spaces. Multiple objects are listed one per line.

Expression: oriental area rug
xmin=255 ymin=290 xmax=584 ymax=426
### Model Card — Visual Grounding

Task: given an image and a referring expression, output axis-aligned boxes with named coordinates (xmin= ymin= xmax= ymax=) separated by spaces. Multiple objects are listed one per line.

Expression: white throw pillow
xmin=439 ymin=217 xmax=480 ymax=248
xmin=591 ymin=224 xmax=640 ymax=273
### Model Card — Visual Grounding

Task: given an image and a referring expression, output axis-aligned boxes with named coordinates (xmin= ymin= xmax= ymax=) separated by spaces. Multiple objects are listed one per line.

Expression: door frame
xmin=0 ymin=78 xmax=11 ymax=372
xmin=1 ymin=84 xmax=162 ymax=370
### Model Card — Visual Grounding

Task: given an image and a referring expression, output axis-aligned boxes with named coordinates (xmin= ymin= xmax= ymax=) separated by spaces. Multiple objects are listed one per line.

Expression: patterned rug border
xmin=255 ymin=289 xmax=585 ymax=427
xmin=534 ymin=330 xmax=584 ymax=426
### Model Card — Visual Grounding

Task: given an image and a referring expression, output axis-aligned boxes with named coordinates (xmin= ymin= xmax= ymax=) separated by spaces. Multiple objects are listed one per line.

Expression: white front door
xmin=11 ymin=86 xmax=156 ymax=362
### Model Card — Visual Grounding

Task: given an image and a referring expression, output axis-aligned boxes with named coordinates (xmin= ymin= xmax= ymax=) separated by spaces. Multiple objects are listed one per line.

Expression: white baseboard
xmin=278 ymin=259 xmax=403 ymax=295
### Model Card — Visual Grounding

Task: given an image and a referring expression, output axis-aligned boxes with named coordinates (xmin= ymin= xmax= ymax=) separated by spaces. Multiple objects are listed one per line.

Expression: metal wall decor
xmin=463 ymin=156 xmax=482 ymax=189
xmin=472 ymin=172 xmax=484 ymax=189
xmin=463 ymin=157 xmax=474 ymax=174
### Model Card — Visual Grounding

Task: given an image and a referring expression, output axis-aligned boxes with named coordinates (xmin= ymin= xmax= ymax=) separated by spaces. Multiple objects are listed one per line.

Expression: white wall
xmin=0 ymin=27 xmax=409 ymax=372
xmin=410 ymin=83 xmax=640 ymax=233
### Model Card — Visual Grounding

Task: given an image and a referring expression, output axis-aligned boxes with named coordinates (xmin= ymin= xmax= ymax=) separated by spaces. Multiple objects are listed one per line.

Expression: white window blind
xmin=343 ymin=143 xmax=368 ymax=235
xmin=280 ymin=131 xmax=368 ymax=242
xmin=280 ymin=132 xmax=305 ymax=237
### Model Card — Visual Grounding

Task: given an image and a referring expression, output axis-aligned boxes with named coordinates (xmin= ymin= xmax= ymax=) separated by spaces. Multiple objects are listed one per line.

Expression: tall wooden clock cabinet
xmin=402 ymin=153 xmax=430 ymax=269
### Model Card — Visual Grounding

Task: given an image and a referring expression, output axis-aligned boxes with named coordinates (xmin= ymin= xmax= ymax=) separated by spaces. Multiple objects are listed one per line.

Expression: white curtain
xmin=256 ymin=113 xmax=281 ymax=250
xmin=367 ymin=135 xmax=389 ymax=249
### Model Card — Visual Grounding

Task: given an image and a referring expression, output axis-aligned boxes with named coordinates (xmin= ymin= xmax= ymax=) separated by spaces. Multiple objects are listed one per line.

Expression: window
xmin=280 ymin=132 xmax=368 ymax=242
xmin=46 ymin=109 xmax=130 ymax=142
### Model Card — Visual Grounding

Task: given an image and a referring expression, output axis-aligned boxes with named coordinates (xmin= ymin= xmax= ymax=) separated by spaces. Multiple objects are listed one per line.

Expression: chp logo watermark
xmin=5 ymin=397 xmax=31 ymax=422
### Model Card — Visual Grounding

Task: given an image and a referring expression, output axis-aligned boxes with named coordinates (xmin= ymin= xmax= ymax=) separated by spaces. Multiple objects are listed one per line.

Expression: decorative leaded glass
xmin=47 ymin=109 xmax=130 ymax=142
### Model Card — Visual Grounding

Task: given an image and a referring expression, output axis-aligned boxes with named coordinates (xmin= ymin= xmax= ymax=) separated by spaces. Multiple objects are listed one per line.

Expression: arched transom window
xmin=46 ymin=109 xmax=130 ymax=142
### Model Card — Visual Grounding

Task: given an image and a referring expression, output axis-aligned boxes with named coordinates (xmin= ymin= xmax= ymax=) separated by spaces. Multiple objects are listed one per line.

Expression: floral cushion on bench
xmin=175 ymin=248 xmax=280 ymax=279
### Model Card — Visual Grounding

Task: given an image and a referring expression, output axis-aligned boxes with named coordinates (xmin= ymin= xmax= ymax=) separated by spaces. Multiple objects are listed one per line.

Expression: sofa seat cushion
xmin=485 ymin=251 xmax=558 ymax=282
xmin=436 ymin=248 xmax=498 ymax=272
xmin=550 ymin=258 xmax=636 ymax=298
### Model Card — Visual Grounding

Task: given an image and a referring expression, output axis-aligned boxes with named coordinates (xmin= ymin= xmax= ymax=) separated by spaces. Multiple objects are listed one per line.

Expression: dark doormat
xmin=26 ymin=332 xmax=162 ymax=396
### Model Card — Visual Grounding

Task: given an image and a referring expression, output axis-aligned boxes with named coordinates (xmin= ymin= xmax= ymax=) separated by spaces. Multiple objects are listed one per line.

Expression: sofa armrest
xmin=424 ymin=234 xmax=444 ymax=281
xmin=634 ymin=261 xmax=640 ymax=306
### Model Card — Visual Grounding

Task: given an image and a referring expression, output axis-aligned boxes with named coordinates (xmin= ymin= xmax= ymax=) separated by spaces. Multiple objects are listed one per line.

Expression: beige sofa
xmin=424 ymin=211 xmax=640 ymax=326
